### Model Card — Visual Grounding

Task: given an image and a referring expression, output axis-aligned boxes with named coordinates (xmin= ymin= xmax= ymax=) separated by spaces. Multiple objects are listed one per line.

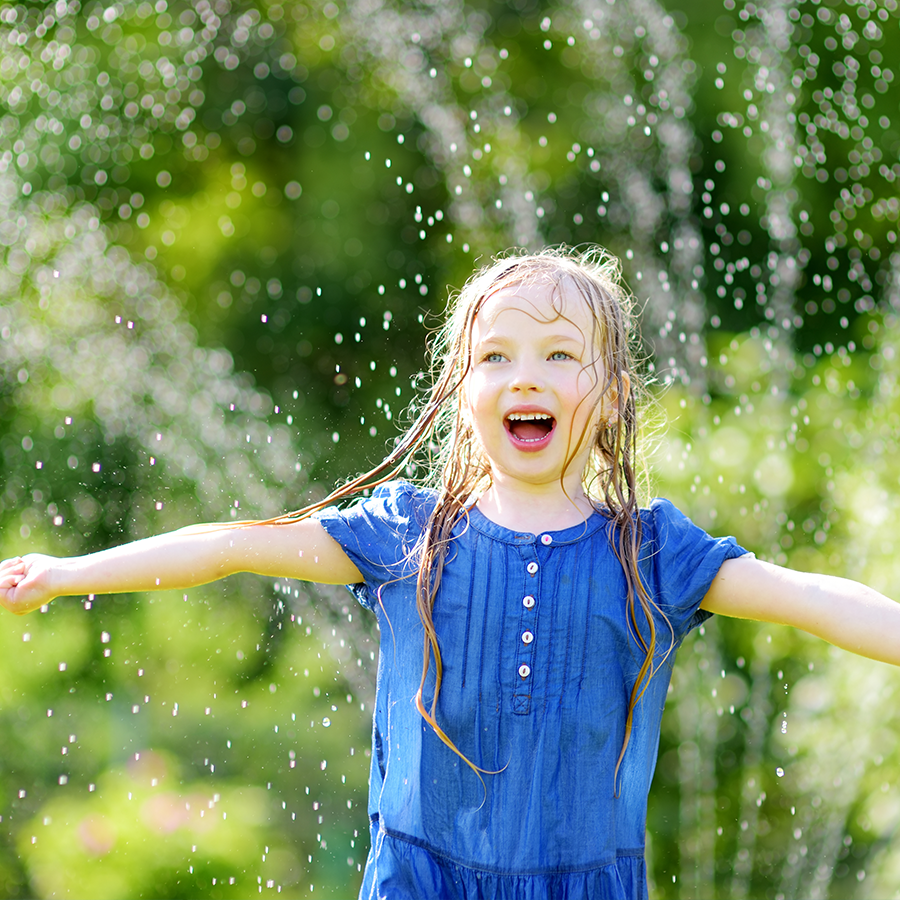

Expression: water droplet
xmin=322 ymin=717 xmax=331 ymax=727
xmin=776 ymin=767 xmax=785 ymax=777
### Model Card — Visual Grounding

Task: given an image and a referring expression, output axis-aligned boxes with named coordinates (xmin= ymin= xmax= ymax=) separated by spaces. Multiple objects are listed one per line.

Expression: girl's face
xmin=464 ymin=279 xmax=618 ymax=496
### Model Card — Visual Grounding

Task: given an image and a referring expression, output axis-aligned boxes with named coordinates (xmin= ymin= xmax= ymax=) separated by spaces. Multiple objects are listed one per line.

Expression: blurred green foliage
xmin=2 ymin=0 xmax=900 ymax=897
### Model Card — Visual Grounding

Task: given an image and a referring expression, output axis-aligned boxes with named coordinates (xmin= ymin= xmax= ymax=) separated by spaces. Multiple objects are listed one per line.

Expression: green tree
xmin=2 ymin=0 xmax=900 ymax=896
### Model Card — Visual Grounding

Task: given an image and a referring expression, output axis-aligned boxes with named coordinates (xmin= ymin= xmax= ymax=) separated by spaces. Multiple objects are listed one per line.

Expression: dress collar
xmin=462 ymin=502 xmax=610 ymax=546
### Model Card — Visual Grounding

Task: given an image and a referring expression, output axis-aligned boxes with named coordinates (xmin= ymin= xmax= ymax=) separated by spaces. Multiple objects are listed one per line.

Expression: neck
xmin=475 ymin=481 xmax=597 ymax=533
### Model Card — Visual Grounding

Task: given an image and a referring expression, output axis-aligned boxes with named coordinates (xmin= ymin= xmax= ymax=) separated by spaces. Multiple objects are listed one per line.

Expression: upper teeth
xmin=508 ymin=413 xmax=552 ymax=421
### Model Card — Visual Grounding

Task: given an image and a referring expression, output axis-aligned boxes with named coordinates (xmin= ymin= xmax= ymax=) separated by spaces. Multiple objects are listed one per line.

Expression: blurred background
xmin=2 ymin=0 xmax=900 ymax=896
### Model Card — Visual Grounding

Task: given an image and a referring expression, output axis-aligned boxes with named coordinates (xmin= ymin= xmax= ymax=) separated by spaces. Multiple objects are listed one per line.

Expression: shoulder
xmin=355 ymin=480 xmax=437 ymax=519
xmin=315 ymin=480 xmax=436 ymax=533
xmin=640 ymin=497 xmax=690 ymax=535
xmin=629 ymin=498 xmax=692 ymax=550
xmin=641 ymin=497 xmax=685 ymax=518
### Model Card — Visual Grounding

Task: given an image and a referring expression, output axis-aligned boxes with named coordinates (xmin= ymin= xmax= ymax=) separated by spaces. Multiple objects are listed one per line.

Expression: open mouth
xmin=505 ymin=412 xmax=556 ymax=444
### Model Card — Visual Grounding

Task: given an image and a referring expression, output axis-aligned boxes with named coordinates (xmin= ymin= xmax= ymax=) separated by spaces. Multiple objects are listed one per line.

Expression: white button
xmin=518 ymin=664 xmax=531 ymax=678
xmin=526 ymin=562 xmax=539 ymax=575
xmin=541 ymin=534 xmax=552 ymax=545
xmin=523 ymin=595 xmax=535 ymax=609
xmin=522 ymin=631 xmax=534 ymax=644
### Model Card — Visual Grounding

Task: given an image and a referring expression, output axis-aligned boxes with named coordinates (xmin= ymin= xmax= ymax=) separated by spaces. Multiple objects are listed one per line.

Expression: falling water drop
xmin=1 ymin=0 xmax=898 ymax=895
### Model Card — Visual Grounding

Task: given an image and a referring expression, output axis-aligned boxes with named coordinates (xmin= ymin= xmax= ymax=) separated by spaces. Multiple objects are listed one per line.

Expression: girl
xmin=1 ymin=247 xmax=899 ymax=900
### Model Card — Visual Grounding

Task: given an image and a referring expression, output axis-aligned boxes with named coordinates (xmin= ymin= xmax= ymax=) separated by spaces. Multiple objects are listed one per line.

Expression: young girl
xmin=1 ymin=247 xmax=899 ymax=900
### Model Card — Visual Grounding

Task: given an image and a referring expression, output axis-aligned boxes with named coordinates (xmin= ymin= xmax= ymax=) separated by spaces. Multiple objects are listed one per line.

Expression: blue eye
xmin=550 ymin=351 xmax=572 ymax=361
xmin=483 ymin=352 xmax=505 ymax=363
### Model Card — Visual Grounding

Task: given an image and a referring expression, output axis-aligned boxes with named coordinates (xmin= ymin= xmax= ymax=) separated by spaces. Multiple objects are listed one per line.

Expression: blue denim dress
xmin=316 ymin=482 xmax=747 ymax=900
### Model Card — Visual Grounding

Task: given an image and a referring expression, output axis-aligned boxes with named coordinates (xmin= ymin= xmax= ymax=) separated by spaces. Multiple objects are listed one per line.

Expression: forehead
xmin=473 ymin=279 xmax=596 ymax=338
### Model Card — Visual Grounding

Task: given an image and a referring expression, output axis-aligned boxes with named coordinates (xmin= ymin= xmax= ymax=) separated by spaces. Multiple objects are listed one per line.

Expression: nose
xmin=508 ymin=360 xmax=544 ymax=393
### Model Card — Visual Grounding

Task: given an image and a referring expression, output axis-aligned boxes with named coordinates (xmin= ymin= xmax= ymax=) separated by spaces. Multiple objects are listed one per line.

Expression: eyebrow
xmin=476 ymin=332 xmax=584 ymax=345
xmin=543 ymin=333 xmax=584 ymax=344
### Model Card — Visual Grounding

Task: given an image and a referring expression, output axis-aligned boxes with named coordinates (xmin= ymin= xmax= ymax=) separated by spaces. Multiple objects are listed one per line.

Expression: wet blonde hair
xmin=272 ymin=246 xmax=671 ymax=789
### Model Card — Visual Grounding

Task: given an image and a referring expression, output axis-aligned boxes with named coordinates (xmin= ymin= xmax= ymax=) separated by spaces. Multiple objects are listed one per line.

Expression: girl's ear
xmin=602 ymin=372 xmax=631 ymax=424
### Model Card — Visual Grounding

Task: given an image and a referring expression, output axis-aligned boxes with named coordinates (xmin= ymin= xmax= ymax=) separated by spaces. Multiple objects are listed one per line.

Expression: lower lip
xmin=505 ymin=425 xmax=555 ymax=453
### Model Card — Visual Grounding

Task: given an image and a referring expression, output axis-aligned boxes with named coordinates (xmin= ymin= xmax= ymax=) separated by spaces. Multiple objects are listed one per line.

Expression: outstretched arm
xmin=701 ymin=555 xmax=900 ymax=666
xmin=0 ymin=518 xmax=363 ymax=616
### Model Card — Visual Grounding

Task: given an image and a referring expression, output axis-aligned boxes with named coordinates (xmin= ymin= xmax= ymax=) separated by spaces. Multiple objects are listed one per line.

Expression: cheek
xmin=461 ymin=378 xmax=486 ymax=428
xmin=464 ymin=373 xmax=489 ymax=408
xmin=574 ymin=367 xmax=604 ymax=403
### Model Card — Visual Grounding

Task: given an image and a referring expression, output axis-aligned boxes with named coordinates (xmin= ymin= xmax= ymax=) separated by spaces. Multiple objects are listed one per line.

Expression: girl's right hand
xmin=0 ymin=554 xmax=58 ymax=615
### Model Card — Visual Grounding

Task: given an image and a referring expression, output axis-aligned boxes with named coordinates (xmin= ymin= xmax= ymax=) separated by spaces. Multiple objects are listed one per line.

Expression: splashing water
xmin=2 ymin=0 xmax=900 ymax=896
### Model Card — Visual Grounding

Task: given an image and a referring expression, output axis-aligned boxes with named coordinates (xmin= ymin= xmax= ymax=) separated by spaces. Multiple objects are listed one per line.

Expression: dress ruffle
xmin=360 ymin=819 xmax=647 ymax=900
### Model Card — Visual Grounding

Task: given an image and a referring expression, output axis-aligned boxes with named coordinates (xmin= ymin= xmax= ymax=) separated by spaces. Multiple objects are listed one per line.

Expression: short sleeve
xmin=313 ymin=481 xmax=432 ymax=610
xmin=642 ymin=499 xmax=750 ymax=640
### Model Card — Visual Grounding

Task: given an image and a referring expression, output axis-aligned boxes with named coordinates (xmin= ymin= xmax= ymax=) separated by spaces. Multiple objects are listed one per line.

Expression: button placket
xmin=512 ymin=549 xmax=540 ymax=714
